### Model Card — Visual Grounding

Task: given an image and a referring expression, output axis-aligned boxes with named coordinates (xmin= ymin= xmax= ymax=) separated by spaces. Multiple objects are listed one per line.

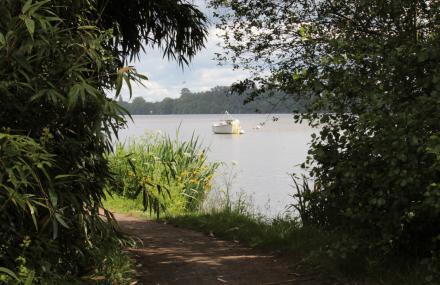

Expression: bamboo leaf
xmin=24 ymin=271 xmax=35 ymax=285
xmin=123 ymin=74 xmax=132 ymax=96
xmin=26 ymin=202 xmax=38 ymax=230
xmin=0 ymin=33 xmax=5 ymax=47
xmin=78 ymin=25 xmax=98 ymax=30
xmin=55 ymin=212 xmax=69 ymax=229
xmin=22 ymin=0 xmax=33 ymax=14
xmin=115 ymin=73 xmax=123 ymax=96
xmin=0 ymin=267 xmax=18 ymax=280
xmin=28 ymin=0 xmax=50 ymax=16
xmin=142 ymin=188 xmax=148 ymax=211
xmin=24 ymin=18 xmax=35 ymax=36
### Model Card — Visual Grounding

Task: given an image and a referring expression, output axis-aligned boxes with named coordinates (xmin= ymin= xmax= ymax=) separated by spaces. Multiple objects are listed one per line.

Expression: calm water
xmin=118 ymin=114 xmax=315 ymax=216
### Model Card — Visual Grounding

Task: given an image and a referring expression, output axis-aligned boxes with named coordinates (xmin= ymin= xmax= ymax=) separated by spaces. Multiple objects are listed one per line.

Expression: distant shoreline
xmin=118 ymin=86 xmax=306 ymax=115
xmin=126 ymin=112 xmax=295 ymax=115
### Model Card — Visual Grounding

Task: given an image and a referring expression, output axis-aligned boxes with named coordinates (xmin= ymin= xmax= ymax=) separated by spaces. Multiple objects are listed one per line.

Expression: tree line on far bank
xmin=118 ymin=86 xmax=308 ymax=114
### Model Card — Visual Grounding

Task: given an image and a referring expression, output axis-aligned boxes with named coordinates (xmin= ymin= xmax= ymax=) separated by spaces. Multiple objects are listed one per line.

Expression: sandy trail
xmin=114 ymin=213 xmax=342 ymax=285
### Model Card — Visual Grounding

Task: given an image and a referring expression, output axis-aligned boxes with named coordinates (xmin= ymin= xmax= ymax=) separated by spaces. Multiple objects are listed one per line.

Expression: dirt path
xmin=115 ymin=213 xmax=341 ymax=285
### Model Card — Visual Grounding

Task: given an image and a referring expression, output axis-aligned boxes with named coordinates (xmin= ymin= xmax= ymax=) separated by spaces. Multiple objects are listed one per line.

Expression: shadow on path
xmin=115 ymin=213 xmax=339 ymax=285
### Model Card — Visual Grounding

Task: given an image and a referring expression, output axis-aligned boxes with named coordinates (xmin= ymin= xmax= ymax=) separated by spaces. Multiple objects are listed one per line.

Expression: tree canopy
xmin=97 ymin=0 xmax=208 ymax=64
xmin=210 ymin=0 xmax=440 ymax=274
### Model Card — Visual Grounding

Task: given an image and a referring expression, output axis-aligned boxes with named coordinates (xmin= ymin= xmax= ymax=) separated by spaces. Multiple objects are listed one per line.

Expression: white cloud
xmin=121 ymin=79 xmax=173 ymax=102
xmin=121 ymin=3 xmax=249 ymax=102
xmin=191 ymin=67 xmax=248 ymax=90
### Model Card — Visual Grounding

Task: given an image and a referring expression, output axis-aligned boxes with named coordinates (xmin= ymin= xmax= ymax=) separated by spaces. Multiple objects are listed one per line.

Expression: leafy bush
xmin=0 ymin=0 xmax=207 ymax=282
xmin=0 ymin=133 xmax=133 ymax=284
xmin=0 ymin=134 xmax=54 ymax=284
xmin=0 ymin=0 xmax=127 ymax=281
xmin=210 ymin=0 xmax=440 ymax=271
xmin=108 ymin=134 xmax=218 ymax=216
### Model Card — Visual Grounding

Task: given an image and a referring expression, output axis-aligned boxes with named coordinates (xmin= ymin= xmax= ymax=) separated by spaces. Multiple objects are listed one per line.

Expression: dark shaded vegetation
xmin=118 ymin=86 xmax=307 ymax=114
xmin=210 ymin=0 xmax=440 ymax=283
xmin=0 ymin=0 xmax=207 ymax=283
xmin=97 ymin=0 xmax=207 ymax=64
xmin=168 ymin=208 xmax=428 ymax=285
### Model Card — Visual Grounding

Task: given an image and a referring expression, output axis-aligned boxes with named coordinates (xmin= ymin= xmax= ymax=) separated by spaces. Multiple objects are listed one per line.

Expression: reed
xmin=107 ymin=133 xmax=218 ymax=216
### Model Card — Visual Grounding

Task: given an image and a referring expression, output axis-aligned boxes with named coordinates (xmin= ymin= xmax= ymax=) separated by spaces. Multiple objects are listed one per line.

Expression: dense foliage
xmin=210 ymin=0 xmax=440 ymax=276
xmin=0 ymin=0 xmax=207 ymax=283
xmin=119 ymin=86 xmax=306 ymax=114
xmin=108 ymin=134 xmax=218 ymax=216
xmin=97 ymin=0 xmax=208 ymax=64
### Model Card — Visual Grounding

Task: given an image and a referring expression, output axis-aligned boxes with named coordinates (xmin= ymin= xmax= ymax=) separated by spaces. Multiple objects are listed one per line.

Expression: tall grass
xmin=106 ymin=133 xmax=218 ymax=216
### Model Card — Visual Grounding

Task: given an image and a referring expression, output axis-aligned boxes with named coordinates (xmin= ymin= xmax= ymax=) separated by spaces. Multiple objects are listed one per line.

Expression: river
xmin=118 ymin=114 xmax=315 ymax=216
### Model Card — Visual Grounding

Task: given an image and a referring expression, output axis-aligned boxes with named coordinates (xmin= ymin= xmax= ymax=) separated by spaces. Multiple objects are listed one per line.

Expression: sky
xmin=121 ymin=0 xmax=248 ymax=102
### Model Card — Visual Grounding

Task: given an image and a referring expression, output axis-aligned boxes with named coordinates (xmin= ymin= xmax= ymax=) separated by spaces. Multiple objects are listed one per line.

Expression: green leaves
xmin=22 ymin=0 xmax=50 ymax=16
xmin=21 ymin=0 xmax=33 ymax=14
xmin=0 ymin=133 xmax=58 ymax=235
xmin=108 ymin=133 xmax=218 ymax=216
xmin=298 ymin=25 xmax=309 ymax=41
xmin=0 ymin=0 xmax=208 ymax=283
xmin=210 ymin=0 xmax=440 ymax=271
xmin=0 ymin=267 xmax=18 ymax=281
xmin=67 ymin=81 xmax=102 ymax=109
xmin=24 ymin=18 xmax=35 ymax=36
xmin=0 ymin=33 xmax=6 ymax=48
xmin=0 ymin=0 xmax=122 ymax=282
xmin=115 ymin=66 xmax=148 ymax=98
xmin=20 ymin=0 xmax=51 ymax=37
xmin=98 ymin=0 xmax=208 ymax=63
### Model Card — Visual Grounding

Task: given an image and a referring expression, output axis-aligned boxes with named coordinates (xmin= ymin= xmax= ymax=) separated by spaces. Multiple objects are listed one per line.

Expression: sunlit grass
xmin=106 ymin=132 xmax=218 ymax=217
xmin=103 ymin=193 xmax=150 ymax=219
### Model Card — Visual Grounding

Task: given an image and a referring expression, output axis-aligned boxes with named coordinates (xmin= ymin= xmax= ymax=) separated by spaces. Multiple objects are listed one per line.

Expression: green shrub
xmin=0 ymin=0 xmax=207 ymax=282
xmin=210 ymin=0 xmax=440 ymax=273
xmin=108 ymin=134 xmax=218 ymax=216
xmin=0 ymin=134 xmax=135 ymax=284
xmin=0 ymin=134 xmax=53 ymax=284
xmin=0 ymin=0 xmax=128 ymax=281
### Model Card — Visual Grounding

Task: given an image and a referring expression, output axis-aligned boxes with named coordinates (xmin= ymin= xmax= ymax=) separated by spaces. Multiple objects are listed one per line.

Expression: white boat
xmin=212 ymin=112 xmax=244 ymax=134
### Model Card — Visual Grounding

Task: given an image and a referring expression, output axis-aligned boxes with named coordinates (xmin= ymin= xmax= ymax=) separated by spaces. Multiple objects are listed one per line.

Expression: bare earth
xmin=114 ymin=213 xmax=344 ymax=285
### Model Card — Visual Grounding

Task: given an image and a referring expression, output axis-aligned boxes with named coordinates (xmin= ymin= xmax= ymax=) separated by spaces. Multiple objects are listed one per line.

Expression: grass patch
xmin=168 ymin=209 xmax=326 ymax=257
xmin=103 ymin=193 xmax=150 ymax=219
